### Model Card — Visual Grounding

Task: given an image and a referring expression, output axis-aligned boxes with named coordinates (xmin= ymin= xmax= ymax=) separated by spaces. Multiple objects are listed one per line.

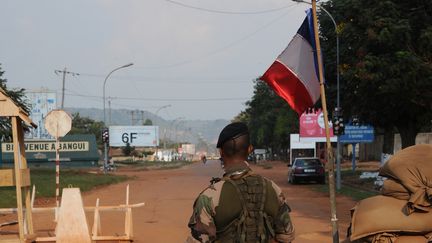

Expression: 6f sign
xmin=122 ymin=132 xmax=138 ymax=144
xmin=109 ymin=126 xmax=159 ymax=147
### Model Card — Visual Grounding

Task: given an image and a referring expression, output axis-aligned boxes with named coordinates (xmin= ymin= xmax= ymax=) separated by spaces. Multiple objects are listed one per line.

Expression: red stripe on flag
xmin=262 ymin=61 xmax=314 ymax=115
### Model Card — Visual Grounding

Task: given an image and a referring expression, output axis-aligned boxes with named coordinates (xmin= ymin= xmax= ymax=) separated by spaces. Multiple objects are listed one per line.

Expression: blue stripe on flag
xmin=297 ymin=9 xmax=324 ymax=84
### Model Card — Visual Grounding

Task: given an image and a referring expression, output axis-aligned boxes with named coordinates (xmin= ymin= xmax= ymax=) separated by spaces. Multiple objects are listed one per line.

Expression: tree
xmin=143 ymin=119 xmax=153 ymax=125
xmin=319 ymin=0 xmax=432 ymax=150
xmin=232 ymin=111 xmax=249 ymax=123
xmin=0 ymin=64 xmax=31 ymax=140
xmin=122 ymin=142 xmax=134 ymax=156
xmin=69 ymin=113 xmax=105 ymax=147
xmin=236 ymin=79 xmax=299 ymax=160
xmin=273 ymin=108 xmax=298 ymax=160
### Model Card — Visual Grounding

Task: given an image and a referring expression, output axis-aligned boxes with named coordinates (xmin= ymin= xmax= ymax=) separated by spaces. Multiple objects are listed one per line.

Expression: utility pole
xmin=54 ymin=68 xmax=79 ymax=109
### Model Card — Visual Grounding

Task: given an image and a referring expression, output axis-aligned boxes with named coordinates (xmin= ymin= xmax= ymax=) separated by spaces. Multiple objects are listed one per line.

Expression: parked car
xmin=288 ymin=157 xmax=325 ymax=184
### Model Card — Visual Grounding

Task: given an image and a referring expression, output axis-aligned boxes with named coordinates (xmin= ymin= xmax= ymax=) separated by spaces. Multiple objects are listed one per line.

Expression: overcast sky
xmin=1 ymin=0 xmax=310 ymax=120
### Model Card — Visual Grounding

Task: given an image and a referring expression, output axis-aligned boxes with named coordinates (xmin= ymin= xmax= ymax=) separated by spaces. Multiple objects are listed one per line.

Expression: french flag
xmin=261 ymin=9 xmax=321 ymax=115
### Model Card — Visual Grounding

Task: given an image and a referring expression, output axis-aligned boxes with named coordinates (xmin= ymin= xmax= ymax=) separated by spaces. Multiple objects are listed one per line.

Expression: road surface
xmin=4 ymin=160 xmax=357 ymax=242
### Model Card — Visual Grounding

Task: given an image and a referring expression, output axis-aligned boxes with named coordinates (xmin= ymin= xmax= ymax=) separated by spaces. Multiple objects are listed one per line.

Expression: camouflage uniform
xmin=188 ymin=163 xmax=295 ymax=243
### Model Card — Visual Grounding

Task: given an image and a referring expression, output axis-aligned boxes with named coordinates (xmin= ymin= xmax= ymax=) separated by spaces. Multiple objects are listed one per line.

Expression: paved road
xmin=29 ymin=160 xmax=356 ymax=242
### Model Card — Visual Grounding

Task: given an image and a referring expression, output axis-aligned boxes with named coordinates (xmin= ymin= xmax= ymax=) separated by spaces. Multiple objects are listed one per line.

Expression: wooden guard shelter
xmin=0 ymin=88 xmax=37 ymax=242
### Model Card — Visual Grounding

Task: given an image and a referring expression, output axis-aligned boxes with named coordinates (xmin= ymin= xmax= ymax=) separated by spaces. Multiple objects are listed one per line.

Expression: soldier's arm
xmin=271 ymin=182 xmax=295 ymax=243
xmin=188 ymin=190 xmax=217 ymax=242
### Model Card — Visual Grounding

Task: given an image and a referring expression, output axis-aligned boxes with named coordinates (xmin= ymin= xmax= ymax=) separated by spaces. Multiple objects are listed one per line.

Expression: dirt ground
xmin=1 ymin=160 xmax=360 ymax=242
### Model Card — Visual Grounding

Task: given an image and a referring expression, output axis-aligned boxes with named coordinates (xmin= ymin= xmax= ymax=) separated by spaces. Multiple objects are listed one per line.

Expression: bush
xmin=122 ymin=143 xmax=135 ymax=156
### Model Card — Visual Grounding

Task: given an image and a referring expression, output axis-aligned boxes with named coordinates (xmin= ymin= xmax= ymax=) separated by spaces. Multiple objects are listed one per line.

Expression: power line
xmin=109 ymin=102 xmax=167 ymax=110
xmin=54 ymin=68 xmax=79 ymax=108
xmin=77 ymin=73 xmax=254 ymax=83
xmin=62 ymin=89 xmax=173 ymax=111
xmin=164 ymin=0 xmax=296 ymax=15
xmin=133 ymin=6 xmax=298 ymax=69
xmin=63 ymin=90 xmax=249 ymax=102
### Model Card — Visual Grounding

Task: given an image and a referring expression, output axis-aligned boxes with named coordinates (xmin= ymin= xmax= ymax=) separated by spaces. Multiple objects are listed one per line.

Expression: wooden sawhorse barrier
xmin=32 ymin=185 xmax=144 ymax=243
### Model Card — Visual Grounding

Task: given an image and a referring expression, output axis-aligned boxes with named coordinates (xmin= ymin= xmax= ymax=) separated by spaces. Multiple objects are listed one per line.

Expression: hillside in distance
xmin=65 ymin=107 xmax=230 ymax=147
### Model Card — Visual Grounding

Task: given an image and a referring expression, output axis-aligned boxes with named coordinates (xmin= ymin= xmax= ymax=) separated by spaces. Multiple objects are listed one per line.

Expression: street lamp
xmin=175 ymin=120 xmax=185 ymax=144
xmin=102 ymin=63 xmax=134 ymax=172
xmin=293 ymin=0 xmax=342 ymax=190
xmin=103 ymin=63 xmax=134 ymax=124
xmin=163 ymin=117 xmax=184 ymax=150
xmin=154 ymin=104 xmax=171 ymax=160
xmin=155 ymin=104 xmax=171 ymax=118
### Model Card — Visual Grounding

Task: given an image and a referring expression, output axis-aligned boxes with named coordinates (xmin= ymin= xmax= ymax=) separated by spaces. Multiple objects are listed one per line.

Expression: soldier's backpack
xmin=215 ymin=175 xmax=275 ymax=243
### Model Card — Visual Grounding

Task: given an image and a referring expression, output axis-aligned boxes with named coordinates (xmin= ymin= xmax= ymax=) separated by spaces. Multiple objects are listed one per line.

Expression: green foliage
xmin=0 ymin=169 xmax=128 ymax=208
xmin=122 ymin=142 xmax=134 ymax=156
xmin=69 ymin=113 xmax=104 ymax=147
xmin=232 ymin=110 xmax=249 ymax=123
xmin=314 ymin=169 xmax=379 ymax=201
xmin=319 ymin=0 xmax=432 ymax=148
xmin=142 ymin=150 xmax=154 ymax=156
xmin=115 ymin=160 xmax=192 ymax=170
xmin=0 ymin=64 xmax=31 ymax=141
xmin=235 ymin=80 xmax=299 ymax=159
xmin=314 ymin=184 xmax=378 ymax=201
xmin=143 ymin=119 xmax=153 ymax=125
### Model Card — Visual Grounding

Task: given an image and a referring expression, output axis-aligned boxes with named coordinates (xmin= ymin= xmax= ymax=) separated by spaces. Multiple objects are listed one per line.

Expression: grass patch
xmin=256 ymin=163 xmax=273 ymax=169
xmin=117 ymin=160 xmax=193 ymax=170
xmin=313 ymin=169 xmax=379 ymax=201
xmin=313 ymin=184 xmax=378 ymax=201
xmin=0 ymin=169 xmax=129 ymax=208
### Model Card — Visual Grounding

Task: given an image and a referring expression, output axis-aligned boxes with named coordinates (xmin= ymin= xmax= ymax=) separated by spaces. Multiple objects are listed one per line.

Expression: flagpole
xmin=311 ymin=0 xmax=339 ymax=242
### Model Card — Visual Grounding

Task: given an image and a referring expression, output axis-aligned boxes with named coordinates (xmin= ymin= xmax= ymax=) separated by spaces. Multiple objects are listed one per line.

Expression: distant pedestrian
xmin=320 ymin=150 xmax=327 ymax=164
xmin=201 ymin=155 xmax=207 ymax=164
xmin=188 ymin=122 xmax=295 ymax=243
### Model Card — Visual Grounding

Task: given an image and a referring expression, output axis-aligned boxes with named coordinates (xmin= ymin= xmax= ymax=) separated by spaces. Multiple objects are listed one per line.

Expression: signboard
xmin=1 ymin=134 xmax=99 ymax=163
xmin=109 ymin=126 xmax=159 ymax=147
xmin=340 ymin=125 xmax=374 ymax=143
xmin=299 ymin=110 xmax=336 ymax=142
xmin=181 ymin=144 xmax=195 ymax=155
xmin=254 ymin=149 xmax=267 ymax=155
xmin=300 ymin=109 xmax=334 ymax=138
xmin=45 ymin=109 xmax=72 ymax=138
xmin=25 ymin=90 xmax=57 ymax=139
xmin=2 ymin=141 xmax=89 ymax=153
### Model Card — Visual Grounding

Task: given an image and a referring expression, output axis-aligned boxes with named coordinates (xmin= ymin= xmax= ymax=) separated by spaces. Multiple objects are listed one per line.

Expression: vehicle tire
xmin=291 ymin=176 xmax=297 ymax=184
xmin=319 ymin=177 xmax=325 ymax=184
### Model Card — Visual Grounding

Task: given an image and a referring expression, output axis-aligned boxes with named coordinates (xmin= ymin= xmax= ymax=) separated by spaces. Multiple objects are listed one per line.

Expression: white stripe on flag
xmin=276 ymin=34 xmax=320 ymax=103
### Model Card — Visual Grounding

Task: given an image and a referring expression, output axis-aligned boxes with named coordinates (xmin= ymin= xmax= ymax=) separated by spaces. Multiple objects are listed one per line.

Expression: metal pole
xmin=108 ymin=97 xmax=112 ymax=125
xmin=336 ymin=33 xmax=341 ymax=190
xmin=154 ymin=105 xmax=171 ymax=160
xmin=318 ymin=3 xmax=342 ymax=191
xmin=293 ymin=0 xmax=342 ymax=190
xmin=55 ymin=137 xmax=60 ymax=211
xmin=352 ymin=143 xmax=356 ymax=171
xmin=155 ymin=105 xmax=171 ymax=118
xmin=103 ymin=63 xmax=133 ymax=172
xmin=311 ymin=1 xmax=339 ymax=242
xmin=55 ymin=127 xmax=60 ymax=221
